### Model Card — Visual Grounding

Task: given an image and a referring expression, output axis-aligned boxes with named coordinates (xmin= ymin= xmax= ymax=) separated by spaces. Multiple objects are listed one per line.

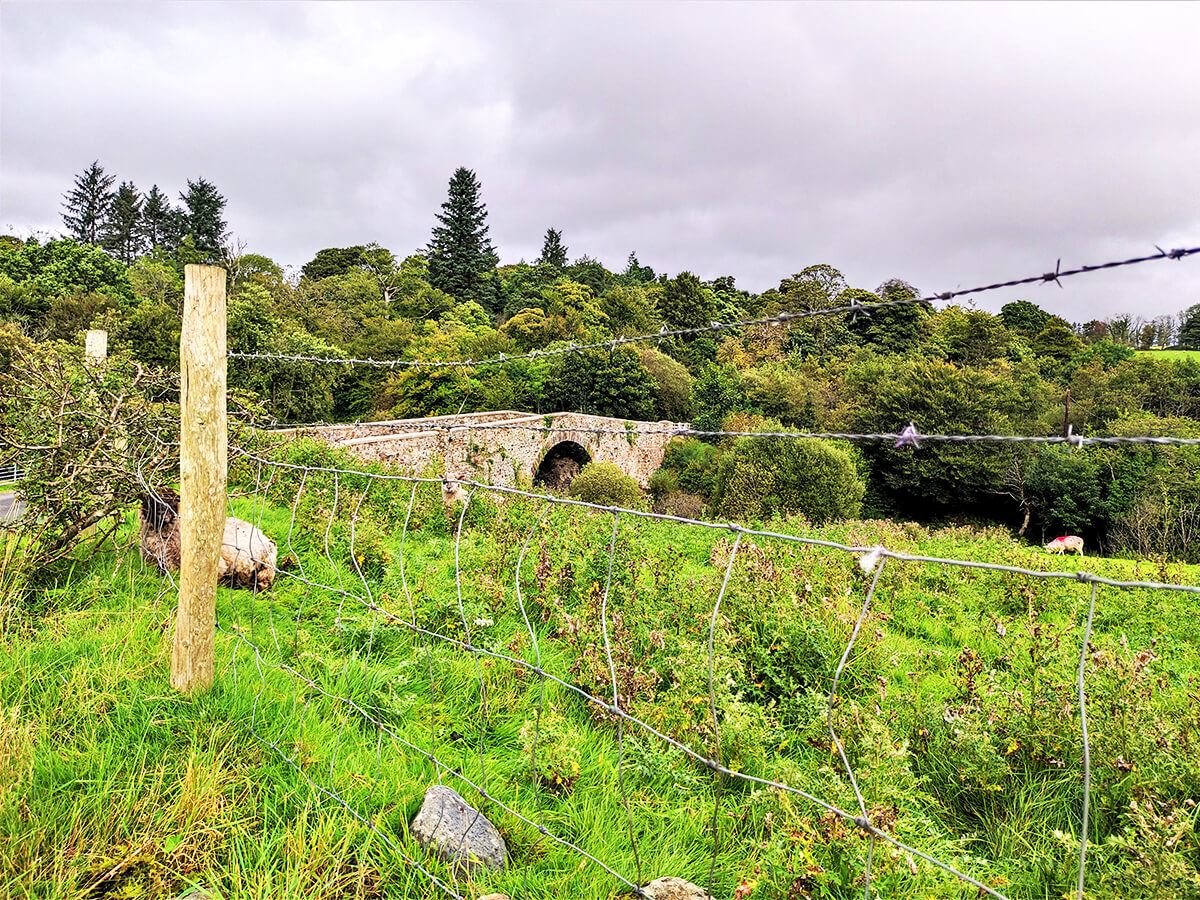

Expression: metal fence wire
xmin=140 ymin=243 xmax=1194 ymax=898
xmin=214 ymin=442 xmax=1200 ymax=900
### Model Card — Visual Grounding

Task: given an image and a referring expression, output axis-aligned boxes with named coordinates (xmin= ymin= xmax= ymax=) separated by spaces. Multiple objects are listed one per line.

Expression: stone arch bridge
xmin=279 ymin=411 xmax=684 ymax=488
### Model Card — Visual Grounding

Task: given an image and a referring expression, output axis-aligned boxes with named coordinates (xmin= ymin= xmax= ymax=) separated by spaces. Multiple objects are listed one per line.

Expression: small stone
xmin=641 ymin=877 xmax=713 ymax=900
xmin=479 ymin=895 xmax=511 ymax=900
xmin=411 ymin=785 xmax=507 ymax=873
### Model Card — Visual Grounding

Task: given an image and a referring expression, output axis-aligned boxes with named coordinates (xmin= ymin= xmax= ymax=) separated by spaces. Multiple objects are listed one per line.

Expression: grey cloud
xmin=2 ymin=0 xmax=1197 ymax=319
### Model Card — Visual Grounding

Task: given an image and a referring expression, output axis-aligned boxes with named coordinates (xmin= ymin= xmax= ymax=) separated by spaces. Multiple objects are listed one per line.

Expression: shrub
xmin=657 ymin=437 xmax=722 ymax=499
xmin=713 ymin=436 xmax=864 ymax=522
xmin=568 ymin=461 xmax=645 ymax=509
xmin=0 ymin=342 xmax=178 ymax=582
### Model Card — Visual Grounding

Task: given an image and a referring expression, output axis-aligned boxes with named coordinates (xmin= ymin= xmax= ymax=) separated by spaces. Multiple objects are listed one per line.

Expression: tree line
xmin=60 ymin=161 xmax=229 ymax=265
xmin=2 ymin=163 xmax=1200 ymax=560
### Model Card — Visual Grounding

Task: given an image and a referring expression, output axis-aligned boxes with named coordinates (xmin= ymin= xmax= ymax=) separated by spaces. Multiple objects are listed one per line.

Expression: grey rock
xmin=410 ymin=785 xmax=507 ymax=872
xmin=640 ymin=877 xmax=713 ymax=900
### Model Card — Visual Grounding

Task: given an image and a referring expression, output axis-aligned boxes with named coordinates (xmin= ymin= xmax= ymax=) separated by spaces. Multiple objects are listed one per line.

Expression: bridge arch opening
xmin=534 ymin=440 xmax=591 ymax=490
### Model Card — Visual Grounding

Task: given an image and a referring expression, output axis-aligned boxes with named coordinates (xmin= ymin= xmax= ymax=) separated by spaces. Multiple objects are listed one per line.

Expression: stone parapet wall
xmin=279 ymin=411 xmax=683 ymax=487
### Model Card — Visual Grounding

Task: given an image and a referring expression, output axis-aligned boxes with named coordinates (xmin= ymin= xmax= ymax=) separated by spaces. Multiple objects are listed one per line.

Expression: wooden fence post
xmin=84 ymin=329 xmax=107 ymax=364
xmin=172 ymin=264 xmax=227 ymax=693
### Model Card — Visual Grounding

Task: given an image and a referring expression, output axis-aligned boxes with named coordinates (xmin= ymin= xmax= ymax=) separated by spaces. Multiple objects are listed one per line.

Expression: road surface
xmin=0 ymin=491 xmax=24 ymax=524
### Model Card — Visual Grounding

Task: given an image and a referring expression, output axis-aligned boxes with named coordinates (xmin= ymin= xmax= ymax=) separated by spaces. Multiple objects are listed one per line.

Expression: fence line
xmin=266 ymin=418 xmax=1200 ymax=448
xmin=223 ymin=458 xmax=1043 ymax=898
xmin=227 ymin=245 xmax=1200 ymax=369
xmin=217 ymin=434 xmax=1200 ymax=898
xmin=231 ymin=445 xmax=1200 ymax=596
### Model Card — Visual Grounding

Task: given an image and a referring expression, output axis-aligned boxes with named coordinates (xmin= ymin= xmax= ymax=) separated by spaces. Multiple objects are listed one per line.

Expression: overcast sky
xmin=2 ymin=1 xmax=1198 ymax=320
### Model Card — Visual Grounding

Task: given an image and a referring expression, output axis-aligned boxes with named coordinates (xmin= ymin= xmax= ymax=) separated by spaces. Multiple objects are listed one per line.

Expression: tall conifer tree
xmin=538 ymin=227 xmax=567 ymax=268
xmin=623 ymin=251 xmax=655 ymax=283
xmin=102 ymin=181 xmax=146 ymax=264
xmin=61 ymin=161 xmax=115 ymax=244
xmin=178 ymin=177 xmax=228 ymax=260
xmin=140 ymin=185 xmax=178 ymax=250
xmin=427 ymin=167 xmax=498 ymax=305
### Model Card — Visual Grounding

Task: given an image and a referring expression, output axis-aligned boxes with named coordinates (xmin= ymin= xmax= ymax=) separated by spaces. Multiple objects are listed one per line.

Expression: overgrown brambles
xmin=0 ymin=341 xmax=178 ymax=587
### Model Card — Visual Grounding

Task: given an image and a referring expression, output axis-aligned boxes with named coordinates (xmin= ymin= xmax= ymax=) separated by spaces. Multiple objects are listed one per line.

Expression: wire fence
xmin=195 ymin=438 xmax=1200 ymax=900
xmin=9 ymin=242 xmax=1200 ymax=898
xmin=274 ymin=417 xmax=1200 ymax=449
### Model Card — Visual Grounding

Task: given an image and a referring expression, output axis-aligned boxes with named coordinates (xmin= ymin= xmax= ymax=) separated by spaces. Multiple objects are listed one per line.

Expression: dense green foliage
xmin=714 ymin=434 xmax=865 ymax=522
xmin=3 ymin=165 xmax=1199 ymax=560
xmin=568 ymin=460 xmax=646 ymax=508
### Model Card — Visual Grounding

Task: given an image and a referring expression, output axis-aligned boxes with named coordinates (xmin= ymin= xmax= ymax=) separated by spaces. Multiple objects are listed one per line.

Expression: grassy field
xmin=1137 ymin=349 xmax=1200 ymax=361
xmin=1 ymin=442 xmax=1199 ymax=899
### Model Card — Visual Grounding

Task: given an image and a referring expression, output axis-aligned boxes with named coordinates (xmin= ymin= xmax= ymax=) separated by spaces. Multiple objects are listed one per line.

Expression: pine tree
xmin=427 ymin=167 xmax=498 ymax=306
xmin=623 ymin=251 xmax=655 ymax=283
xmin=178 ymin=177 xmax=228 ymax=260
xmin=102 ymin=181 xmax=146 ymax=264
xmin=538 ymin=227 xmax=567 ymax=268
xmin=61 ymin=161 xmax=115 ymax=244
xmin=140 ymin=185 xmax=178 ymax=250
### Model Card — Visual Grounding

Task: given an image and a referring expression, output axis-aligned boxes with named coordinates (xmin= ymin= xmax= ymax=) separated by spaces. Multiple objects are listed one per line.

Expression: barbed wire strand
xmin=227 ymin=245 xmax=1200 ymax=369
xmin=432 ymin=422 xmax=1200 ymax=451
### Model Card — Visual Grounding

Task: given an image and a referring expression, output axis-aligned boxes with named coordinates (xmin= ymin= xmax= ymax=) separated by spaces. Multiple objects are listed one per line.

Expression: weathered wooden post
xmin=172 ymin=264 xmax=227 ymax=693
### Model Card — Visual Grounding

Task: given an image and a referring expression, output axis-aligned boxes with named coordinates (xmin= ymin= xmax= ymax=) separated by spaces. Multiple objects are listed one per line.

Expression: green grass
xmin=2 ymin=446 xmax=1199 ymax=899
xmin=1137 ymin=349 xmax=1200 ymax=361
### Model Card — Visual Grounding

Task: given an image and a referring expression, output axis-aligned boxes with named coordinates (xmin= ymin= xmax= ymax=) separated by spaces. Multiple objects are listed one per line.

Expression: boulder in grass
xmin=411 ymin=785 xmax=507 ymax=873
xmin=640 ymin=878 xmax=714 ymax=900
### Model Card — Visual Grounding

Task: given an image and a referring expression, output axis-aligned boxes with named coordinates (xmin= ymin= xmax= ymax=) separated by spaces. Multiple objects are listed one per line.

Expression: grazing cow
xmin=140 ymin=488 xmax=278 ymax=590
xmin=1044 ymin=535 xmax=1085 ymax=556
